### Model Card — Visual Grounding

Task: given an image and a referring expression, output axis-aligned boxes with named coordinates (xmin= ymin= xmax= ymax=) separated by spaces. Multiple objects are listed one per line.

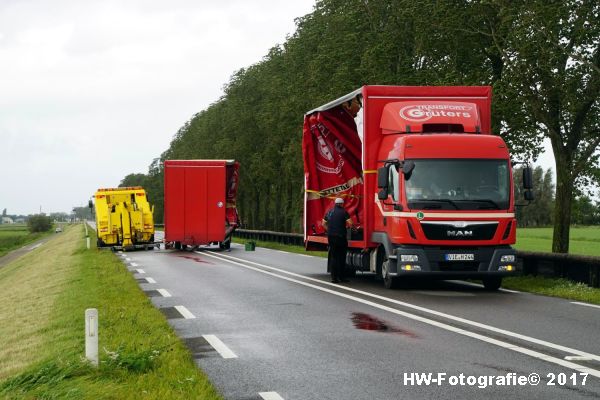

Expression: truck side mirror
xmin=88 ymin=200 xmax=93 ymax=209
xmin=524 ymin=190 xmax=534 ymax=201
xmin=523 ymin=166 xmax=533 ymax=190
xmin=377 ymin=166 xmax=389 ymax=188
xmin=402 ymin=160 xmax=415 ymax=179
xmin=377 ymin=166 xmax=389 ymax=200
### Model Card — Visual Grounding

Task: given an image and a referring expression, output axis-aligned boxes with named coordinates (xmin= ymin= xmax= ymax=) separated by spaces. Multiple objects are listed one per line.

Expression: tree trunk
xmin=552 ymin=168 xmax=574 ymax=253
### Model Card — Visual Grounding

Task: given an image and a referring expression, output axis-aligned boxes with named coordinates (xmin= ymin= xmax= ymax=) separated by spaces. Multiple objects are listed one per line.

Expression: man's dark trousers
xmin=328 ymin=235 xmax=347 ymax=281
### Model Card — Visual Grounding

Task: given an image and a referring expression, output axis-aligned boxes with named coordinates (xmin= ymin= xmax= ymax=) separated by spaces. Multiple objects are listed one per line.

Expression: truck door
xmin=185 ymin=166 xmax=226 ymax=243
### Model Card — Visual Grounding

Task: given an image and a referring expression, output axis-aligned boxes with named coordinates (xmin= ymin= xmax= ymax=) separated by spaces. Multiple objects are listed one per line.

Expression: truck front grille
xmin=421 ymin=222 xmax=498 ymax=241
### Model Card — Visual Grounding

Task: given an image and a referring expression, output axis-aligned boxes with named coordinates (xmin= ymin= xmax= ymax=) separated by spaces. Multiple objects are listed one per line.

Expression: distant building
xmin=1 ymin=217 xmax=14 ymax=224
xmin=15 ymin=218 xmax=25 ymax=224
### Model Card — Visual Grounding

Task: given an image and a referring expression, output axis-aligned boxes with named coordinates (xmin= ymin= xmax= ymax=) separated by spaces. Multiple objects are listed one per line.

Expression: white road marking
xmin=130 ymin=262 xmax=139 ymax=267
xmin=571 ymin=302 xmax=600 ymax=310
xmin=174 ymin=305 xmax=196 ymax=319
xmin=450 ymin=280 xmax=521 ymax=293
xmin=136 ymin=269 xmax=145 ymax=274
xmin=146 ymin=277 xmax=157 ymax=284
xmin=203 ymin=251 xmax=600 ymax=377
xmin=565 ymin=355 xmax=594 ymax=361
xmin=259 ymin=392 xmax=285 ymax=400
xmin=125 ymin=257 xmax=131 ymax=261
xmin=202 ymin=334 xmax=237 ymax=359
xmin=157 ymin=289 xmax=171 ymax=297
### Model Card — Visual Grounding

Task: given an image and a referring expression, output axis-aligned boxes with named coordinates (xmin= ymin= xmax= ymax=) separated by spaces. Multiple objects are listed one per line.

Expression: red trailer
xmin=164 ymin=160 xmax=240 ymax=250
xmin=303 ymin=86 xmax=533 ymax=289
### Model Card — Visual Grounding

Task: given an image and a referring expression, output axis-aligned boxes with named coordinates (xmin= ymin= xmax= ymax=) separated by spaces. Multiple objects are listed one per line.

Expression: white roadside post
xmin=85 ymin=308 xmax=99 ymax=366
xmin=86 ymin=237 xmax=90 ymax=249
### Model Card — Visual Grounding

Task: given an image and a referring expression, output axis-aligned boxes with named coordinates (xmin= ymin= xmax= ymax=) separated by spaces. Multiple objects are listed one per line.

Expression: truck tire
xmin=482 ymin=277 xmax=502 ymax=291
xmin=174 ymin=241 xmax=181 ymax=250
xmin=382 ymin=260 xmax=398 ymax=289
xmin=219 ymin=241 xmax=231 ymax=250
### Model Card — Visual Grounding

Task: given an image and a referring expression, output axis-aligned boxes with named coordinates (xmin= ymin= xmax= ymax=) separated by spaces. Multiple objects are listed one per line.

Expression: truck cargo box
xmin=164 ymin=160 xmax=240 ymax=249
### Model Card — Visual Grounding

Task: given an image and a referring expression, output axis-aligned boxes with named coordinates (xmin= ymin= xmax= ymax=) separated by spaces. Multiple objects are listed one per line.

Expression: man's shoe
xmin=341 ymin=278 xmax=350 ymax=282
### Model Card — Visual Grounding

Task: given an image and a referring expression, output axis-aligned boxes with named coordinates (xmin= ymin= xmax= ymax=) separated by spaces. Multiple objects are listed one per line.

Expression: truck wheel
xmin=482 ymin=277 xmax=502 ymax=291
xmin=174 ymin=242 xmax=181 ymax=250
xmin=219 ymin=241 xmax=231 ymax=250
xmin=382 ymin=260 xmax=398 ymax=289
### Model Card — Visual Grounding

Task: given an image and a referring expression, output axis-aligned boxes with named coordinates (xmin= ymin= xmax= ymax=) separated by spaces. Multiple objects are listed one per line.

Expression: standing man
xmin=322 ymin=197 xmax=353 ymax=283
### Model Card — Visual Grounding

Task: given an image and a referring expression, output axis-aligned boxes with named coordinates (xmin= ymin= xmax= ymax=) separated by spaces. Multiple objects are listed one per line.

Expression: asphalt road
xmin=116 ymin=240 xmax=600 ymax=400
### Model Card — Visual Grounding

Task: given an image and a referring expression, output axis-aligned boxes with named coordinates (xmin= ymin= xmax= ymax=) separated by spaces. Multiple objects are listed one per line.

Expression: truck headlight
xmin=498 ymin=265 xmax=514 ymax=272
xmin=500 ymin=255 xmax=515 ymax=263
xmin=400 ymin=255 xmax=419 ymax=262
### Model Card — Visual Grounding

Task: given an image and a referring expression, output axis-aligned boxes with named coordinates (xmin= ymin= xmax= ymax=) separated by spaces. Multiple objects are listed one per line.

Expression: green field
xmin=515 ymin=226 xmax=600 ymax=256
xmin=0 ymin=225 xmax=50 ymax=258
xmin=0 ymin=224 xmax=221 ymax=399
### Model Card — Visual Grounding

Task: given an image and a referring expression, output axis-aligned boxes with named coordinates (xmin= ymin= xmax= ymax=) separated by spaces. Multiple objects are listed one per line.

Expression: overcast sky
xmin=0 ymin=0 xmax=557 ymax=216
xmin=0 ymin=0 xmax=316 ymax=215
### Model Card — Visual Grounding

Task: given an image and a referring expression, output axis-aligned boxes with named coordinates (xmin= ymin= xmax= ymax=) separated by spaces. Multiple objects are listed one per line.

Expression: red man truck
xmin=164 ymin=160 xmax=240 ymax=250
xmin=303 ymin=86 xmax=533 ymax=289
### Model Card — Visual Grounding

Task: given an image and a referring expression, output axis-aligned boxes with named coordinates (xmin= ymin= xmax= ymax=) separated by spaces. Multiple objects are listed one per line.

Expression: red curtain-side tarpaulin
xmin=225 ymin=163 xmax=240 ymax=230
xmin=303 ymin=105 xmax=363 ymax=236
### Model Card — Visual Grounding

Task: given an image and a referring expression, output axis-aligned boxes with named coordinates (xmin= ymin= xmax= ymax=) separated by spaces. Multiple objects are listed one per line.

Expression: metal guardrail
xmin=233 ymin=228 xmax=600 ymax=288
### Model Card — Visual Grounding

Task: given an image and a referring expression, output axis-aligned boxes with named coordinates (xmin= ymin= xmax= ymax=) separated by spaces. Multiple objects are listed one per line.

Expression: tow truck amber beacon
xmin=303 ymin=86 xmax=534 ymax=290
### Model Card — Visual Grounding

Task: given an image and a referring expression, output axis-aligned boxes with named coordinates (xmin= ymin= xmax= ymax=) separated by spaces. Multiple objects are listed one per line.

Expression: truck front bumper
xmin=387 ymin=246 xmax=517 ymax=279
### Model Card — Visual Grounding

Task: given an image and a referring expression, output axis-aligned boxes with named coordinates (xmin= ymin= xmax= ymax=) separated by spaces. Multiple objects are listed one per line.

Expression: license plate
xmin=445 ymin=254 xmax=475 ymax=261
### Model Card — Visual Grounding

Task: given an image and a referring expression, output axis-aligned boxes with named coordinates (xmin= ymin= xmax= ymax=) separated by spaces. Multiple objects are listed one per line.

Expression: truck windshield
xmin=404 ymin=159 xmax=510 ymax=210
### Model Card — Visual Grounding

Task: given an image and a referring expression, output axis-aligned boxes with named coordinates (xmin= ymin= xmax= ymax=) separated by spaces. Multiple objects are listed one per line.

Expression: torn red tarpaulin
xmin=303 ymin=105 xmax=363 ymax=236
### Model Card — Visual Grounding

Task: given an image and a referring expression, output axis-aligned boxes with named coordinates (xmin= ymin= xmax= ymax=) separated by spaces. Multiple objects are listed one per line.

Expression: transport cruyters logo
xmin=399 ymin=104 xmax=473 ymax=122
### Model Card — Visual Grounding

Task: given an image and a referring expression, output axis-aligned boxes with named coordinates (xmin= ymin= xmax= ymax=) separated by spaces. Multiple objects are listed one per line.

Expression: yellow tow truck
xmin=92 ymin=186 xmax=156 ymax=250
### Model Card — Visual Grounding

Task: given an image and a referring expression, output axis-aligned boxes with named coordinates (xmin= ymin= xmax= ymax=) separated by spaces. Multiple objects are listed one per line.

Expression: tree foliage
xmin=27 ymin=214 xmax=52 ymax=233
xmin=123 ymin=0 xmax=598 ymax=248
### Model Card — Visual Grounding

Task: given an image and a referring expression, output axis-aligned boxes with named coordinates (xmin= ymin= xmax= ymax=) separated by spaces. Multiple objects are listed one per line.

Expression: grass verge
xmin=0 ymin=224 xmax=221 ymax=399
xmin=233 ymin=237 xmax=600 ymax=304
xmin=502 ymin=276 xmax=600 ymax=305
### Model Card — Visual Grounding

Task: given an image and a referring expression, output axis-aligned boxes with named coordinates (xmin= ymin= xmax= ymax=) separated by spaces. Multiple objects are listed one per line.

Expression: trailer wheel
xmin=174 ymin=241 xmax=181 ymax=250
xmin=482 ymin=277 xmax=502 ymax=291
xmin=382 ymin=260 xmax=398 ymax=289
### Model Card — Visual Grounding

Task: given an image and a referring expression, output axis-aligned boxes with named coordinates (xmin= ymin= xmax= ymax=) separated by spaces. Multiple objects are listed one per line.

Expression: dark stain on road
xmin=177 ymin=255 xmax=214 ymax=264
xmin=351 ymin=312 xmax=418 ymax=338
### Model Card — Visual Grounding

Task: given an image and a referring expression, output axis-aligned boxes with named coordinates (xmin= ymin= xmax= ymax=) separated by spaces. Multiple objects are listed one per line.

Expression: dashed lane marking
xmin=175 ymin=305 xmax=196 ymax=319
xmin=259 ymin=392 xmax=285 ymax=400
xmin=202 ymin=335 xmax=237 ymax=359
